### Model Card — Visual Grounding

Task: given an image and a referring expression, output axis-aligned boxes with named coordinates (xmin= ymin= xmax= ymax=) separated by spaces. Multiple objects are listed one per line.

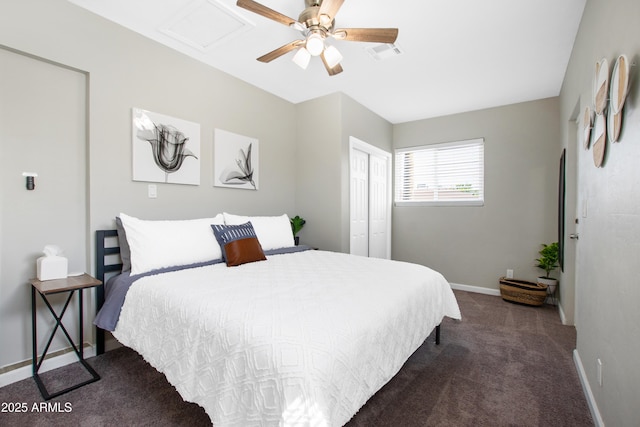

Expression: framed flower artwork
xmin=132 ymin=108 xmax=200 ymax=185
xmin=214 ymin=128 xmax=259 ymax=190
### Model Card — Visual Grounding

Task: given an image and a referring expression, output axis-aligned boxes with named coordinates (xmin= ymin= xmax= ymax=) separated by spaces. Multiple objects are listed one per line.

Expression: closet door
xmin=349 ymin=137 xmax=391 ymax=259
xmin=368 ymin=153 xmax=389 ymax=259
xmin=350 ymin=148 xmax=369 ymax=257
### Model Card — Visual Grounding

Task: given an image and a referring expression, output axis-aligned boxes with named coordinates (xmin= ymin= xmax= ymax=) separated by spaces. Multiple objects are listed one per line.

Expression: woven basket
xmin=499 ymin=277 xmax=548 ymax=306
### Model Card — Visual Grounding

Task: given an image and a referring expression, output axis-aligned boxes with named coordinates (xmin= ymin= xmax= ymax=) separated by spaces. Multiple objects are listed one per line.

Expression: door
xmin=350 ymin=148 xmax=369 ymax=257
xmin=368 ymin=153 xmax=389 ymax=258
xmin=349 ymin=137 xmax=391 ymax=259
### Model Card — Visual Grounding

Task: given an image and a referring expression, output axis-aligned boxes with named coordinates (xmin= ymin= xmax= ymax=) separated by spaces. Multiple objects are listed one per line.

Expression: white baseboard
xmin=451 ymin=283 xmax=566 ymax=315
xmin=0 ymin=344 xmax=96 ymax=389
xmin=450 ymin=282 xmax=501 ymax=296
xmin=573 ymin=349 xmax=605 ymax=427
xmin=558 ymin=301 xmax=568 ymax=325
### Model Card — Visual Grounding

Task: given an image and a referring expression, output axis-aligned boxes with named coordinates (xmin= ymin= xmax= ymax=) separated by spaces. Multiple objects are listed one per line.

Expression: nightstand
xmin=30 ymin=273 xmax=102 ymax=400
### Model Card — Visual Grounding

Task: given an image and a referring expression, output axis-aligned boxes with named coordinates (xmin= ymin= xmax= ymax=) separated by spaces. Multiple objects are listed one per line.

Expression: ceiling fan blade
xmin=257 ymin=40 xmax=304 ymax=63
xmin=321 ymin=51 xmax=344 ymax=76
xmin=236 ymin=0 xmax=297 ymax=27
xmin=333 ymin=28 xmax=399 ymax=43
xmin=317 ymin=0 xmax=345 ymax=22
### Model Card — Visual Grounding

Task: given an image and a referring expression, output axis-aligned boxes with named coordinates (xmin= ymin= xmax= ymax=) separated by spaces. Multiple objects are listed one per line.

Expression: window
xmin=394 ymin=138 xmax=484 ymax=206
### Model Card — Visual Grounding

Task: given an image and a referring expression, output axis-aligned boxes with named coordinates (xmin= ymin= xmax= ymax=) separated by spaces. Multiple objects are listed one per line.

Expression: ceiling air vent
xmin=160 ymin=0 xmax=254 ymax=52
xmin=365 ymin=43 xmax=403 ymax=61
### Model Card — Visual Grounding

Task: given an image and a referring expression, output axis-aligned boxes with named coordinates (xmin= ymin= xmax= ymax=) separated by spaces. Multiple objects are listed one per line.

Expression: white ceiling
xmin=68 ymin=0 xmax=586 ymax=124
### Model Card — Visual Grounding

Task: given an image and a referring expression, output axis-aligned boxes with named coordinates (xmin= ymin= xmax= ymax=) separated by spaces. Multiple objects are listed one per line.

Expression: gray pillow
xmin=115 ymin=216 xmax=131 ymax=272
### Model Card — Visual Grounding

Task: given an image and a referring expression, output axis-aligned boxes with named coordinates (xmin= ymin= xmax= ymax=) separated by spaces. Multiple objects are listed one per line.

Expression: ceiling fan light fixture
xmin=306 ymin=32 xmax=325 ymax=56
xmin=292 ymin=47 xmax=311 ymax=69
xmin=323 ymin=45 xmax=343 ymax=68
xmin=237 ymin=0 xmax=398 ymax=76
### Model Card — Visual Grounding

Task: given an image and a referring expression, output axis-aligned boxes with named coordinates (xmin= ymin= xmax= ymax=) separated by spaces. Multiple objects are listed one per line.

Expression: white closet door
xmin=349 ymin=137 xmax=391 ymax=259
xmin=350 ymin=148 xmax=369 ymax=257
xmin=368 ymin=153 xmax=389 ymax=259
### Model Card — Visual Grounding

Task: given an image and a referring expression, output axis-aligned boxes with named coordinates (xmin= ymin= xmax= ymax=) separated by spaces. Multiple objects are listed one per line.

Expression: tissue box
xmin=37 ymin=256 xmax=68 ymax=281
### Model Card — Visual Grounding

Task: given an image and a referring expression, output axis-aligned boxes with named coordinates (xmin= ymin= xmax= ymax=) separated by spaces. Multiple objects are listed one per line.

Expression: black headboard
xmin=95 ymin=229 xmax=123 ymax=355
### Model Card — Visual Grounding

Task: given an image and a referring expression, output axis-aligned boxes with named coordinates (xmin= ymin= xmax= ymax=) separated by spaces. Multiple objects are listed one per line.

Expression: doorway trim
xmin=559 ymin=100 xmax=580 ymax=326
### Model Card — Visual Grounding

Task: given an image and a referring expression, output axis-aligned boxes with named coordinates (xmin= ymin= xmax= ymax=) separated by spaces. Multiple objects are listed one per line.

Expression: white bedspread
xmin=113 ymin=250 xmax=461 ymax=426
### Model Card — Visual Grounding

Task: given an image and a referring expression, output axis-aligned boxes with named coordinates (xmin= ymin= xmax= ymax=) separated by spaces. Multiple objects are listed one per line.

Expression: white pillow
xmin=223 ymin=213 xmax=294 ymax=251
xmin=119 ymin=213 xmax=225 ymax=275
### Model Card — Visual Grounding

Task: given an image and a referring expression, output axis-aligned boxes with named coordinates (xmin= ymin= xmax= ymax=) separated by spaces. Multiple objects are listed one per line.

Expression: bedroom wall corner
xmin=294 ymin=94 xmax=343 ymax=252
xmin=294 ymin=93 xmax=393 ymax=254
xmin=338 ymin=94 xmax=394 ymax=254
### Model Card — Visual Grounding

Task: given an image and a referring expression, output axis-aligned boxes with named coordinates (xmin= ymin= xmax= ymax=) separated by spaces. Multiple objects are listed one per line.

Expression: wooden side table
xmin=30 ymin=273 xmax=102 ymax=400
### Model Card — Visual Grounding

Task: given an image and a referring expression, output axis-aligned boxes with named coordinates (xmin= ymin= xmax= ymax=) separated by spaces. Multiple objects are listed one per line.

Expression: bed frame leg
xmin=435 ymin=325 xmax=441 ymax=345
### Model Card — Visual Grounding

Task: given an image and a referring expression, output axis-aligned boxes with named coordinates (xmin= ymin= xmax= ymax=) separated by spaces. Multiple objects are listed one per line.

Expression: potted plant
xmin=290 ymin=215 xmax=306 ymax=245
xmin=535 ymin=242 xmax=559 ymax=296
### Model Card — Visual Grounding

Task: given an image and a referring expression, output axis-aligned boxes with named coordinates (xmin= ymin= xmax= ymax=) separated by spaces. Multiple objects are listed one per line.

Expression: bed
xmin=94 ymin=213 xmax=461 ymax=426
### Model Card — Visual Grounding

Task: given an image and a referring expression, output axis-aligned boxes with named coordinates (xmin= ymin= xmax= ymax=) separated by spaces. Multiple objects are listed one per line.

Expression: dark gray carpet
xmin=0 ymin=291 xmax=593 ymax=426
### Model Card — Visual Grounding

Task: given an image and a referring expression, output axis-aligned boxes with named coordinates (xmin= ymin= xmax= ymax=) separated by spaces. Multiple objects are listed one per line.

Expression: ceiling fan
xmin=236 ymin=0 xmax=399 ymax=76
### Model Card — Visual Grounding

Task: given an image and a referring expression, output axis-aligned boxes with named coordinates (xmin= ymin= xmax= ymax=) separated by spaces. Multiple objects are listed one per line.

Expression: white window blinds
xmin=394 ymin=138 xmax=484 ymax=206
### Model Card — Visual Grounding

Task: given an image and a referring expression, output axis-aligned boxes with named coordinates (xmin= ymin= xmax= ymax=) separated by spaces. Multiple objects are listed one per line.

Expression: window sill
xmin=394 ymin=200 xmax=484 ymax=207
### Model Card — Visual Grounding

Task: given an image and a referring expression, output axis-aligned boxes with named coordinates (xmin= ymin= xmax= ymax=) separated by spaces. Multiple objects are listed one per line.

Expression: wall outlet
xmin=597 ymin=359 xmax=603 ymax=386
xmin=148 ymin=184 xmax=157 ymax=199
xmin=506 ymin=269 xmax=514 ymax=279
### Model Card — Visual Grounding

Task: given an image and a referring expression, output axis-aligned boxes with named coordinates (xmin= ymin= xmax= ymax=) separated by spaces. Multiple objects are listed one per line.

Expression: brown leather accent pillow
xmin=222 ymin=237 xmax=266 ymax=267
xmin=212 ymin=222 xmax=267 ymax=267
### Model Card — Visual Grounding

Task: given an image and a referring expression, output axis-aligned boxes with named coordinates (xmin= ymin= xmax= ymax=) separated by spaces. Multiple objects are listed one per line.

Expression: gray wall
xmin=295 ymin=93 xmax=343 ymax=252
xmin=0 ymin=48 xmax=88 ymax=369
xmin=559 ymin=0 xmax=640 ymax=425
xmin=1 ymin=0 xmax=297 ymax=370
xmin=393 ymin=98 xmax=561 ymax=290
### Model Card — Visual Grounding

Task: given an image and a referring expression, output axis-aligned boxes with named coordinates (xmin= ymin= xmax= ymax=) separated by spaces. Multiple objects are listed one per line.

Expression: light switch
xmin=148 ymin=184 xmax=157 ymax=199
